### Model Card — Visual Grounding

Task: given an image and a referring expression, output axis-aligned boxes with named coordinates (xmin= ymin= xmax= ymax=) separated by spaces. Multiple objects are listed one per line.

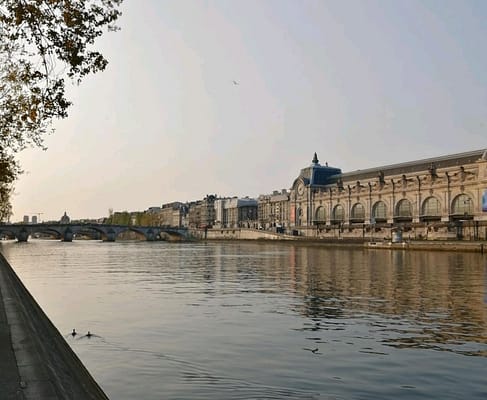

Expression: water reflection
xmin=1 ymin=241 xmax=486 ymax=400
xmin=285 ymin=246 xmax=487 ymax=357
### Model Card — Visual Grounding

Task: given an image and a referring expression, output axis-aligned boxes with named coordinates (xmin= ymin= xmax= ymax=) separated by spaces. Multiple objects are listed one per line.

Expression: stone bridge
xmin=0 ymin=223 xmax=189 ymax=242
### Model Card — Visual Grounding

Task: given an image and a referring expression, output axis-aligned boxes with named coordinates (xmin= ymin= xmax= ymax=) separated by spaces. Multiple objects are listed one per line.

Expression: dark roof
xmin=299 ymin=164 xmax=342 ymax=187
xmin=339 ymin=149 xmax=486 ymax=182
xmin=312 ymin=166 xmax=342 ymax=185
xmin=297 ymin=149 xmax=486 ymax=189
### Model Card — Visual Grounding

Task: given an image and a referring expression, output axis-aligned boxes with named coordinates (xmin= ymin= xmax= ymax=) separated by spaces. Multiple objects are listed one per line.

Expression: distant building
xmin=103 ymin=148 xmax=487 ymax=241
xmin=214 ymin=197 xmax=228 ymax=228
xmin=160 ymin=202 xmax=187 ymax=227
xmin=258 ymin=190 xmax=290 ymax=230
xmin=200 ymin=195 xmax=217 ymax=228
xmin=289 ymin=149 xmax=487 ymax=240
xmin=23 ymin=215 xmax=29 ymax=224
xmin=187 ymin=200 xmax=202 ymax=228
xmin=60 ymin=211 xmax=70 ymax=224
xmin=31 ymin=215 xmax=38 ymax=224
xmin=215 ymin=197 xmax=258 ymax=228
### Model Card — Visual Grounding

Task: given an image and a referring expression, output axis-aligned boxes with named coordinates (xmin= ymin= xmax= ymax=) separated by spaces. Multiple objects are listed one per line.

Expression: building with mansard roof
xmin=214 ymin=197 xmax=258 ymax=228
xmin=258 ymin=189 xmax=290 ymax=231
xmin=289 ymin=149 xmax=487 ymax=240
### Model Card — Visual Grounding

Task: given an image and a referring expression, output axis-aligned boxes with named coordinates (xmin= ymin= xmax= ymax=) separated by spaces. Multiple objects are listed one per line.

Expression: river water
xmin=1 ymin=240 xmax=486 ymax=399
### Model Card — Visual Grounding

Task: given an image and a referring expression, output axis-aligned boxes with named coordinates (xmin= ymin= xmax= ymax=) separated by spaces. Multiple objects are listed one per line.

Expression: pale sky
xmin=12 ymin=0 xmax=487 ymax=222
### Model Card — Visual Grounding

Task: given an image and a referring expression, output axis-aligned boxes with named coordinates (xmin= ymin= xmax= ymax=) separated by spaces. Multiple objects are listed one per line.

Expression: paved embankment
xmin=200 ymin=229 xmax=487 ymax=253
xmin=0 ymin=252 xmax=109 ymax=400
xmin=366 ymin=240 xmax=486 ymax=252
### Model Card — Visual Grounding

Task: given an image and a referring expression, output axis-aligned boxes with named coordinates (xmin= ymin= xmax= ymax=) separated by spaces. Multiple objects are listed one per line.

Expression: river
xmin=1 ymin=240 xmax=486 ymax=399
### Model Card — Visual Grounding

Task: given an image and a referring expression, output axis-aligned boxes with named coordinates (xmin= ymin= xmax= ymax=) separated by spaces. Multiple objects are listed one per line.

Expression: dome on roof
xmin=294 ymin=154 xmax=342 ymax=187
xmin=60 ymin=211 xmax=70 ymax=224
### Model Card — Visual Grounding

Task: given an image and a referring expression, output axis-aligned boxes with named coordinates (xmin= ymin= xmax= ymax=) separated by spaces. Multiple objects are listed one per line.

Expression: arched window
xmin=452 ymin=194 xmax=473 ymax=217
xmin=421 ymin=197 xmax=441 ymax=220
xmin=350 ymin=203 xmax=365 ymax=222
xmin=372 ymin=201 xmax=387 ymax=222
xmin=296 ymin=207 xmax=303 ymax=226
xmin=314 ymin=206 xmax=326 ymax=223
xmin=395 ymin=199 xmax=412 ymax=221
xmin=332 ymin=204 xmax=344 ymax=223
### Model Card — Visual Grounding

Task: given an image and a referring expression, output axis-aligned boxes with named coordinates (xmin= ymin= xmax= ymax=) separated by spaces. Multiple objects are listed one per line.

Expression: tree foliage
xmin=0 ymin=0 xmax=123 ymax=220
xmin=0 ymin=152 xmax=19 ymax=220
xmin=107 ymin=210 xmax=162 ymax=226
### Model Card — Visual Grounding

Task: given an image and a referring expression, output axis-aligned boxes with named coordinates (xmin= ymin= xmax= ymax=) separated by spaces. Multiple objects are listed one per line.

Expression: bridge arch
xmin=0 ymin=224 xmax=189 ymax=242
xmin=29 ymin=227 xmax=63 ymax=240
xmin=0 ymin=228 xmax=19 ymax=240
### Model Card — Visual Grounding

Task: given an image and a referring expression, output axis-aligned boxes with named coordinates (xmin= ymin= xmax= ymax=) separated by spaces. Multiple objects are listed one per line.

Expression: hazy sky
xmin=12 ymin=0 xmax=487 ymax=222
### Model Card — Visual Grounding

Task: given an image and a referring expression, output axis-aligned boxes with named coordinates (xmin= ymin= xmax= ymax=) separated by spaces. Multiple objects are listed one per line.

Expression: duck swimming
xmin=78 ymin=331 xmax=98 ymax=339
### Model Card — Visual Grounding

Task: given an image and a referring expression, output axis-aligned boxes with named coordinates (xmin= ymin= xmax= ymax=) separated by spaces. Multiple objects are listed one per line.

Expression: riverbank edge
xmin=0 ymin=252 xmax=109 ymax=400
xmin=198 ymin=235 xmax=486 ymax=253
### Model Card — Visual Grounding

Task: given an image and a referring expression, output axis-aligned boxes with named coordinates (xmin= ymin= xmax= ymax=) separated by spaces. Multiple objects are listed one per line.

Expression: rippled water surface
xmin=1 ymin=240 xmax=486 ymax=399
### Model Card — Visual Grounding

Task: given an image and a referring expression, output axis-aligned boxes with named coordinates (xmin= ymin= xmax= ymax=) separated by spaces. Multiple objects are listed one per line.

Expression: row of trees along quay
xmin=106 ymin=209 xmax=162 ymax=226
xmin=0 ymin=0 xmax=124 ymax=221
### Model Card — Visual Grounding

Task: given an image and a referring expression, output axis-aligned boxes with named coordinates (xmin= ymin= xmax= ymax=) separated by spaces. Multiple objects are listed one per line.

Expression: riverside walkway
xmin=0 ymin=252 xmax=109 ymax=400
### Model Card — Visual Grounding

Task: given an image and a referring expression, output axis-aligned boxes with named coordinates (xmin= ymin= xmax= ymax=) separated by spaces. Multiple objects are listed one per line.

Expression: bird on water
xmin=77 ymin=331 xmax=100 ymax=339
xmin=303 ymin=347 xmax=319 ymax=354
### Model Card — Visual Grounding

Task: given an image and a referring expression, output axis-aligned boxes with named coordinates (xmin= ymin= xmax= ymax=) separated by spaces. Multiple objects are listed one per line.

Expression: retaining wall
xmin=192 ymin=228 xmax=487 ymax=253
xmin=0 ymin=252 xmax=109 ymax=399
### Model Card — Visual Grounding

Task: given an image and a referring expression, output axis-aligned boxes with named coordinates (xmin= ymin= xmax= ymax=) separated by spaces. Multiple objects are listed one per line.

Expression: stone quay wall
xmin=0 ymin=252 xmax=109 ymax=400
xmin=190 ymin=228 xmax=487 ymax=253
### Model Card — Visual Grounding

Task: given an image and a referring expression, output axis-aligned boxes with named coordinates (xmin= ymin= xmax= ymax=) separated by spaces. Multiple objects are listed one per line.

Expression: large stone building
xmin=289 ymin=150 xmax=487 ymax=240
xmin=159 ymin=202 xmax=187 ymax=227
xmin=257 ymin=190 xmax=290 ymax=231
xmin=214 ymin=197 xmax=258 ymax=228
xmin=108 ymin=148 xmax=487 ymax=242
xmin=186 ymin=195 xmax=217 ymax=228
